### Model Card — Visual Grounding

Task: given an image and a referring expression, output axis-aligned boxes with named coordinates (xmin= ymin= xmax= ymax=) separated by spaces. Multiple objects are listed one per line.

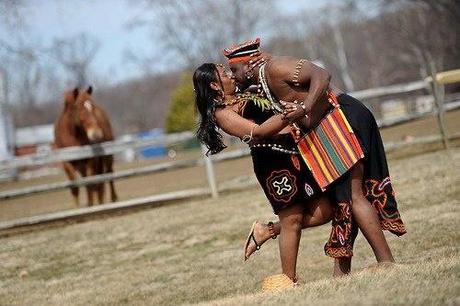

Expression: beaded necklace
xmin=214 ymin=92 xmax=252 ymax=107
xmin=258 ymin=63 xmax=283 ymax=113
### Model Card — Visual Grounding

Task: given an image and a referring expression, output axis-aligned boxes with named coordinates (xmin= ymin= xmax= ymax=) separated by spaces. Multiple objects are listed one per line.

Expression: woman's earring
xmin=245 ymin=70 xmax=254 ymax=80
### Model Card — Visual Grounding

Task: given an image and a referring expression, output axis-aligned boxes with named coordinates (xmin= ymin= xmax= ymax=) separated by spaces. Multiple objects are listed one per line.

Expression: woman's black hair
xmin=193 ymin=63 xmax=227 ymax=155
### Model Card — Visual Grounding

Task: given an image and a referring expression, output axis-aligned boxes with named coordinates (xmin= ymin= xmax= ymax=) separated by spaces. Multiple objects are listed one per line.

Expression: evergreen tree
xmin=165 ymin=72 xmax=196 ymax=133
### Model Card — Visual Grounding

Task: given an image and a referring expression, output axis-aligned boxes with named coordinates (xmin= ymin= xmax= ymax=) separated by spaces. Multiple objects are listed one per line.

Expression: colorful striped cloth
xmin=296 ymin=93 xmax=364 ymax=191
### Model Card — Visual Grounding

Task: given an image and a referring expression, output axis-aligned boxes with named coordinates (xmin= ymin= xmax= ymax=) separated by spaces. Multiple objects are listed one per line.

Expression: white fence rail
xmin=0 ymin=188 xmax=211 ymax=231
xmin=0 ymin=131 xmax=194 ymax=171
xmin=350 ymin=80 xmax=427 ymax=99
xmin=0 ymin=147 xmax=251 ymax=200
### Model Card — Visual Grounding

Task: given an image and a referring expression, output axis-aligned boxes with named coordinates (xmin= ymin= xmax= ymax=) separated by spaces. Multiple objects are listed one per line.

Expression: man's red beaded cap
xmin=223 ymin=37 xmax=260 ymax=64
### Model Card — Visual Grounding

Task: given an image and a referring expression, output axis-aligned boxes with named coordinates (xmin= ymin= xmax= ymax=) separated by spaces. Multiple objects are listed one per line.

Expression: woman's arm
xmin=215 ymin=108 xmax=289 ymax=141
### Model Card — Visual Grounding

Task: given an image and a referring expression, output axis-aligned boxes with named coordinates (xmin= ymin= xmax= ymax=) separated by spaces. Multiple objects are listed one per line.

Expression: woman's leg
xmin=245 ymin=195 xmax=333 ymax=260
xmin=246 ymin=195 xmax=353 ymax=276
xmin=259 ymin=195 xmax=332 ymax=236
xmin=278 ymin=198 xmax=352 ymax=278
xmin=350 ymin=162 xmax=394 ymax=262
xmin=277 ymin=203 xmax=304 ymax=281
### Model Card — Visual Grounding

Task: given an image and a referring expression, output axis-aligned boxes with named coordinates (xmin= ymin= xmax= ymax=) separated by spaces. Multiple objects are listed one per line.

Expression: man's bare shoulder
xmin=267 ymin=56 xmax=308 ymax=76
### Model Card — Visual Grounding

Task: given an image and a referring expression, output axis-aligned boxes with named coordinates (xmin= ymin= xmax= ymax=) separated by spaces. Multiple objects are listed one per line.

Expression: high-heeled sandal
xmin=244 ymin=221 xmax=278 ymax=261
xmin=267 ymin=221 xmax=278 ymax=240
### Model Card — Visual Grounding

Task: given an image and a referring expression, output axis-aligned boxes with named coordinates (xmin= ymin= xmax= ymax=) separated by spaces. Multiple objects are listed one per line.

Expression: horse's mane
xmin=63 ymin=88 xmax=79 ymax=110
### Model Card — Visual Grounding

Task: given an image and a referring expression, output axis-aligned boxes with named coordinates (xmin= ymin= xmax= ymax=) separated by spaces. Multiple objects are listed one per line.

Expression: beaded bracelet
xmin=242 ymin=124 xmax=257 ymax=144
xmin=296 ymin=101 xmax=309 ymax=119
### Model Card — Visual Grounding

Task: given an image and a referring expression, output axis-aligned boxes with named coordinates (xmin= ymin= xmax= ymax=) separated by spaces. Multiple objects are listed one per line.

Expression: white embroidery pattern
xmin=272 ymin=176 xmax=292 ymax=195
xmin=305 ymin=183 xmax=314 ymax=196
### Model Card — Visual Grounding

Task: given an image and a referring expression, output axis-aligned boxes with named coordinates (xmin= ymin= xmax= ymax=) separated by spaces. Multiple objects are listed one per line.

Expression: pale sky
xmin=1 ymin=0 xmax=340 ymax=83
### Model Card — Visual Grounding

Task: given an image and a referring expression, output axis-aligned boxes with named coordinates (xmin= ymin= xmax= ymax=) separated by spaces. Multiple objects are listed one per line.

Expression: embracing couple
xmin=193 ymin=38 xmax=406 ymax=289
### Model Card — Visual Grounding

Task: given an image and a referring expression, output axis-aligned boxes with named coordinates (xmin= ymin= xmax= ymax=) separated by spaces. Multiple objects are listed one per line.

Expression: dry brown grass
xmin=0 ymin=146 xmax=459 ymax=305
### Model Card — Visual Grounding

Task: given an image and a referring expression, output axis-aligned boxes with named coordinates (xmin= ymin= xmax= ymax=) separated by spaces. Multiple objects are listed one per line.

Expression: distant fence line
xmin=0 ymin=78 xmax=437 ymax=172
xmin=0 ymin=147 xmax=250 ymax=200
xmin=350 ymin=80 xmax=427 ymax=100
xmin=377 ymin=100 xmax=460 ymax=128
xmin=1 ymin=130 xmax=459 ymax=201
xmin=0 ymin=131 xmax=194 ymax=171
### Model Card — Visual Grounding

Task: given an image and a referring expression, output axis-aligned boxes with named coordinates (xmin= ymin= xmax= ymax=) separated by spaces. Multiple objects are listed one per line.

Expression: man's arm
xmin=268 ymin=58 xmax=331 ymax=126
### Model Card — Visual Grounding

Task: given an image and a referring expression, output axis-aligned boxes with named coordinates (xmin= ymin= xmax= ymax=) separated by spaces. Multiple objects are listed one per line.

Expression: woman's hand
xmin=280 ymin=100 xmax=306 ymax=122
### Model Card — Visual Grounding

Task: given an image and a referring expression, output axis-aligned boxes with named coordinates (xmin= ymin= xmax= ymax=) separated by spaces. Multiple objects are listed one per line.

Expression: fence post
xmin=201 ymin=144 xmax=218 ymax=198
xmin=429 ymin=61 xmax=450 ymax=149
xmin=0 ymin=69 xmax=16 ymax=180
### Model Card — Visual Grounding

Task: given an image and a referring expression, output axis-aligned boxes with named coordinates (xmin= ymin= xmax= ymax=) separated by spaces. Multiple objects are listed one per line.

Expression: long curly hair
xmin=193 ymin=63 xmax=227 ymax=155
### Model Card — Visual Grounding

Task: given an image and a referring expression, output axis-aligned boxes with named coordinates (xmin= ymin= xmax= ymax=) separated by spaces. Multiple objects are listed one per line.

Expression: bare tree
xmin=268 ymin=1 xmax=365 ymax=91
xmin=377 ymin=0 xmax=459 ymax=78
xmin=1 ymin=1 xmax=63 ymax=108
xmin=0 ymin=1 xmax=49 ymax=126
xmin=0 ymin=0 xmax=25 ymax=31
xmin=50 ymin=33 xmax=100 ymax=86
xmin=0 ymin=0 xmax=27 ymax=105
xmin=128 ymin=0 xmax=274 ymax=68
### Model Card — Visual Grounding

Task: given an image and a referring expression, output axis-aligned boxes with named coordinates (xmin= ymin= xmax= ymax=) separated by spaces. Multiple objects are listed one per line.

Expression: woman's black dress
xmin=240 ymin=94 xmax=406 ymax=258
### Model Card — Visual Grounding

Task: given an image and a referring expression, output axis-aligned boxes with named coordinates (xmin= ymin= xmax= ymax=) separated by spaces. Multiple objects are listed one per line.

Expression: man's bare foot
xmin=244 ymin=221 xmax=276 ymax=261
xmin=333 ymin=257 xmax=351 ymax=277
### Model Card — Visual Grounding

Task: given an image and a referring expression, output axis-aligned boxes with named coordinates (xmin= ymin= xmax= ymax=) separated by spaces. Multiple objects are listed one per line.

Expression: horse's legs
xmin=82 ymin=161 xmax=94 ymax=206
xmin=97 ymin=183 xmax=105 ymax=204
xmin=105 ymin=155 xmax=118 ymax=202
xmin=109 ymin=180 xmax=117 ymax=202
xmin=63 ymin=162 xmax=79 ymax=207
xmin=95 ymin=157 xmax=105 ymax=204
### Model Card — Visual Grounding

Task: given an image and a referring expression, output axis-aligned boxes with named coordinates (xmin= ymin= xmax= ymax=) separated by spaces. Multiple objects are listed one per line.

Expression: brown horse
xmin=54 ymin=86 xmax=118 ymax=206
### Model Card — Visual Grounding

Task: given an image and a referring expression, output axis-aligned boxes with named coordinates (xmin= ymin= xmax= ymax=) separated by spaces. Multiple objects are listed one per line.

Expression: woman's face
xmin=215 ymin=64 xmax=236 ymax=95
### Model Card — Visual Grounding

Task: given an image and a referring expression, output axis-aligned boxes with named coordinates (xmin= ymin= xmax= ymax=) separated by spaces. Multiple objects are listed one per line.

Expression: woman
xmin=193 ymin=63 xmax=347 ymax=284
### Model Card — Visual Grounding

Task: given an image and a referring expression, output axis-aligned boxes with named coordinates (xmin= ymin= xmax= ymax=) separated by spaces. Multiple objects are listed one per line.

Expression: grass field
xmin=0 ymin=145 xmax=459 ymax=305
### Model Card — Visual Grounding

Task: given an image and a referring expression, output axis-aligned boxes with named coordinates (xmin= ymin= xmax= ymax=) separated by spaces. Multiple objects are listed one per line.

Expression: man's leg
xmin=333 ymin=257 xmax=352 ymax=277
xmin=350 ymin=162 xmax=394 ymax=262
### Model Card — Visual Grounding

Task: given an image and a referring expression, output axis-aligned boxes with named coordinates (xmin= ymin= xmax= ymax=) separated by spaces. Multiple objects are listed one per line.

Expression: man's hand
xmin=248 ymin=51 xmax=267 ymax=70
xmin=280 ymin=100 xmax=306 ymax=122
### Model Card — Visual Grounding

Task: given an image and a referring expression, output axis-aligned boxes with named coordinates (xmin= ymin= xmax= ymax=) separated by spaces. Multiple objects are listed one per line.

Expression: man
xmin=223 ymin=38 xmax=406 ymax=277
xmin=224 ymin=37 xmax=334 ymax=129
